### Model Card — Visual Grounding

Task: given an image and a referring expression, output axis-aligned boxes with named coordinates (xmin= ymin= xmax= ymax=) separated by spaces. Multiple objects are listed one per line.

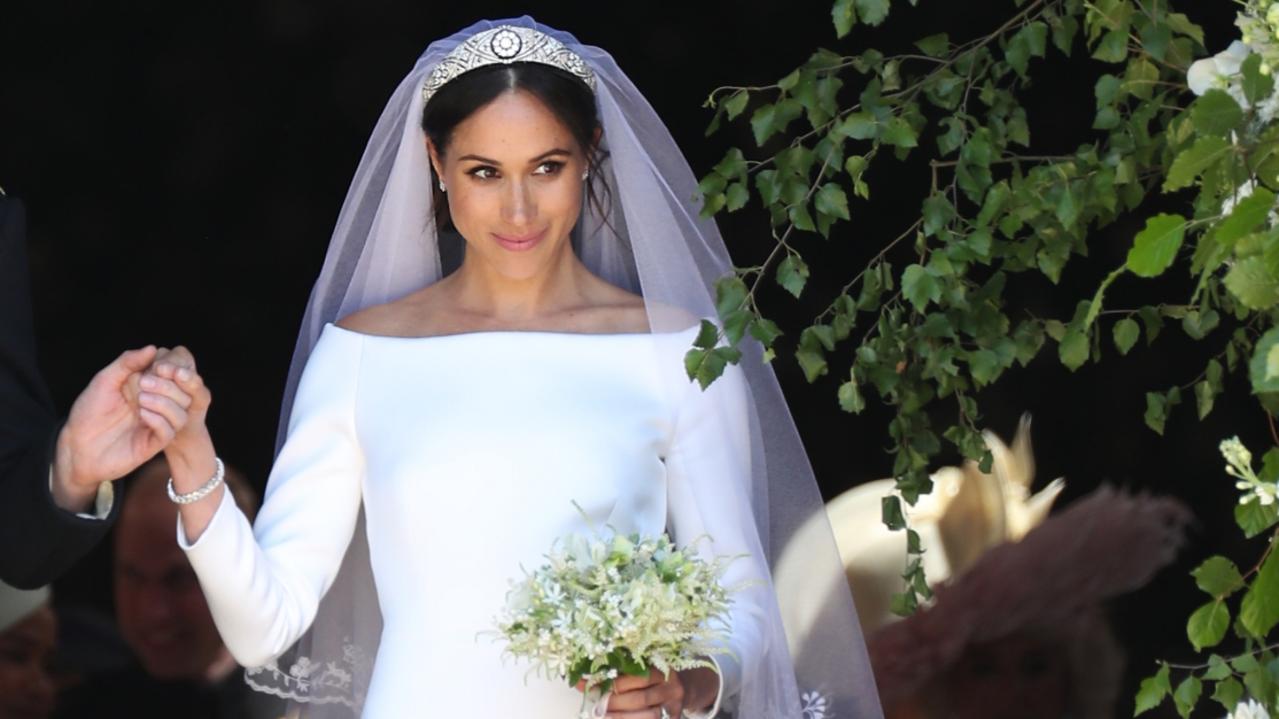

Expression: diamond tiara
xmin=421 ymin=26 xmax=596 ymax=103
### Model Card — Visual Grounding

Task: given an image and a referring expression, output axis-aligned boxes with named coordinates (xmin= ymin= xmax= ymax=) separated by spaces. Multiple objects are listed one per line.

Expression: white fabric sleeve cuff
xmin=682 ymin=654 xmax=724 ymax=719
xmin=175 ymin=485 xmax=237 ymax=550
xmin=48 ymin=465 xmax=114 ymax=520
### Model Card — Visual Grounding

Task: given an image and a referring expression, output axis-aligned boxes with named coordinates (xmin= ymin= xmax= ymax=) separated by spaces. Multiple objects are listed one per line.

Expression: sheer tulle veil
xmin=249 ymin=16 xmax=882 ymax=719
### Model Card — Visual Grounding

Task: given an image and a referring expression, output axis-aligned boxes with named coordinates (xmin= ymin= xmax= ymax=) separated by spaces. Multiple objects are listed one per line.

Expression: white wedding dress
xmin=178 ymin=321 xmax=762 ymax=718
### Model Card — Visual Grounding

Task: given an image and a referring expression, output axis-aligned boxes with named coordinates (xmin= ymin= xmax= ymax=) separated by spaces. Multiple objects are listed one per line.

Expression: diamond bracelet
xmin=167 ymin=457 xmax=226 ymax=505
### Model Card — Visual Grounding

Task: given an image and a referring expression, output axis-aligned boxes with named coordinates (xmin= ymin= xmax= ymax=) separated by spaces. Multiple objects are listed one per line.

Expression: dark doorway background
xmin=0 ymin=2 xmax=1249 ymax=715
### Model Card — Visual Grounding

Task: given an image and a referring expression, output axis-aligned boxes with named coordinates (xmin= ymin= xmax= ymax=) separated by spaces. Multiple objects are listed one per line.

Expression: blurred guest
xmin=55 ymin=457 xmax=278 ymax=719
xmin=0 ymin=580 xmax=57 ymax=719
xmin=0 ymin=191 xmax=194 ymax=588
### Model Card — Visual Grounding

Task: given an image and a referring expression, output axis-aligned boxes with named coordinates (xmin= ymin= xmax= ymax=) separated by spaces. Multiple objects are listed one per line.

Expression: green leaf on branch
xmin=777 ymin=254 xmax=810 ymax=299
xmin=725 ymin=182 xmax=749 ymax=212
xmin=749 ymin=317 xmax=783 ymax=347
xmin=1091 ymin=28 xmax=1128 ymax=63
xmin=1126 ymin=213 xmax=1187 ymax=278
xmin=1144 ymin=387 xmax=1181 ymax=435
xmin=1211 ymin=678 xmax=1244 ymax=712
xmin=1226 ymin=256 xmax=1279 ymax=310
xmin=855 ymin=0 xmax=890 ymax=27
xmin=815 ymin=183 xmax=851 ymax=221
xmin=915 ymin=33 xmax=949 ymax=57
xmin=1181 ymin=309 xmax=1219 ymax=340
xmin=1172 ymin=676 xmax=1202 ymax=718
xmin=1134 ymin=663 xmax=1171 ymax=715
xmin=1192 ymin=89 xmax=1244 ymax=137
xmin=881 ymin=495 xmax=906 ymax=531
xmin=902 ymin=264 xmax=941 ymax=312
xmin=1235 ymin=498 xmax=1279 ymax=538
xmin=838 ymin=376 xmax=866 ymax=414
xmin=724 ymin=91 xmax=749 ymax=120
xmin=1058 ymin=328 xmax=1089 ymax=371
xmin=1166 ymin=12 xmax=1205 ymax=46
xmin=1240 ymin=545 xmax=1279 ymax=638
xmin=881 ymin=117 xmax=919 ymax=148
xmin=1164 ymin=136 xmax=1231 ymax=191
xmin=832 ymin=0 xmax=856 ymax=38
xmin=1204 ymin=655 xmax=1232 ymax=682
xmin=1243 ymin=53 xmax=1275 ymax=105
xmin=1216 ymin=188 xmax=1277 ymax=248
xmin=1192 ymin=556 xmax=1244 ymax=598
xmin=1113 ymin=318 xmax=1140 ymax=355
xmin=1249 ymin=327 xmax=1279 ymax=394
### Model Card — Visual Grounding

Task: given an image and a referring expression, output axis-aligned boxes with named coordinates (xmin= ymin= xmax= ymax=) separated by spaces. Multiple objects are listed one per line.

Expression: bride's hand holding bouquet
xmin=495 ymin=525 xmax=741 ymax=718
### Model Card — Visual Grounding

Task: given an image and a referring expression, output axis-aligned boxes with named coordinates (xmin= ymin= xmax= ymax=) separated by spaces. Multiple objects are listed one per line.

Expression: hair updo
xmin=420 ymin=62 xmax=610 ymax=231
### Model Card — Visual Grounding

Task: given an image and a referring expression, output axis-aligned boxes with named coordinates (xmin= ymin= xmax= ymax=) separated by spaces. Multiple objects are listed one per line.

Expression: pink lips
xmin=493 ymin=228 xmax=547 ymax=252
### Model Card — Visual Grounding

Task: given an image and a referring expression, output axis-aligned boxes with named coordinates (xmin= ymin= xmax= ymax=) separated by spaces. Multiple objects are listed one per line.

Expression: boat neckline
xmin=323 ymin=320 xmax=703 ymax=342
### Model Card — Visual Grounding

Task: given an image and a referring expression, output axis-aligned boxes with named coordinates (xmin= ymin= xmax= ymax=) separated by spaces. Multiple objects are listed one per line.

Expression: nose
xmin=500 ymin=176 xmax=536 ymax=226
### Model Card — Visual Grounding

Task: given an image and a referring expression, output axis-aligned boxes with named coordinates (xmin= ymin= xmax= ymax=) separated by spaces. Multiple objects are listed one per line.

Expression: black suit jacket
xmin=0 ymin=196 xmax=119 ymax=589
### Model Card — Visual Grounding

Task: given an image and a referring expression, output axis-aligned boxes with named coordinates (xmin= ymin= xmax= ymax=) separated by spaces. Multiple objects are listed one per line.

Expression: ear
xmin=425 ymin=137 xmax=445 ymax=181
xmin=589 ymin=126 xmax=602 ymax=157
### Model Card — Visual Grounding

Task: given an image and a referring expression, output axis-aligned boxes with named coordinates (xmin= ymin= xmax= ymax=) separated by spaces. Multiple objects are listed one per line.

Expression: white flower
xmin=1189 ymin=41 xmax=1252 ymax=95
xmin=1226 ymin=698 xmax=1271 ymax=719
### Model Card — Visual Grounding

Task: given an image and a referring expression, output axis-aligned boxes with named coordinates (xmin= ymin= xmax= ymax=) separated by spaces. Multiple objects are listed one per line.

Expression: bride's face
xmin=428 ymin=89 xmax=589 ymax=280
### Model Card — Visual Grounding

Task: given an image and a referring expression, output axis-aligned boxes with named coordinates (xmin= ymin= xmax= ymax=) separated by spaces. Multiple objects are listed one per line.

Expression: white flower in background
xmin=1221 ymin=436 xmax=1279 ymax=505
xmin=1226 ymin=698 xmax=1271 ymax=719
xmin=1188 ymin=41 xmax=1251 ymax=96
xmin=1220 ymin=180 xmax=1258 ymax=217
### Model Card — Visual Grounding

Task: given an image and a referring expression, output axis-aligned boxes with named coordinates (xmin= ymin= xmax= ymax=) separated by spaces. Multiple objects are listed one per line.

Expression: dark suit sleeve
xmin=0 ymin=196 xmax=119 ymax=589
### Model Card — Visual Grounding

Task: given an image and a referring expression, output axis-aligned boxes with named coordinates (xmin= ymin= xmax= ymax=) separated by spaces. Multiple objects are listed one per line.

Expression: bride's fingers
xmin=172 ymin=366 xmax=211 ymax=410
xmin=138 ymin=407 xmax=176 ymax=444
xmin=138 ymin=392 xmax=189 ymax=432
xmin=138 ymin=374 xmax=193 ymax=409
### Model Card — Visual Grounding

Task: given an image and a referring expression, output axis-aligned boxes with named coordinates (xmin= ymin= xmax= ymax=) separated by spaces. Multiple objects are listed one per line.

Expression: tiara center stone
xmin=490 ymin=29 xmax=523 ymax=59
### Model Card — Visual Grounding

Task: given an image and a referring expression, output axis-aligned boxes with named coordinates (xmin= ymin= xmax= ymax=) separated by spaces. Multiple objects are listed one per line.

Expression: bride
xmin=142 ymin=17 xmax=882 ymax=719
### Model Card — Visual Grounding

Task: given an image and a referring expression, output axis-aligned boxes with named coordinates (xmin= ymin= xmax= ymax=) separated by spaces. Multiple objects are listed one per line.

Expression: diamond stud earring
xmin=438 ymin=178 xmax=446 ymax=192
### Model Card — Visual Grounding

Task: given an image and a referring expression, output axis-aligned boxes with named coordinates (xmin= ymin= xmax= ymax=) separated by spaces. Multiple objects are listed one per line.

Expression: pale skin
xmin=148 ymin=88 xmax=720 ymax=717
xmin=51 ymin=345 xmax=198 ymax=513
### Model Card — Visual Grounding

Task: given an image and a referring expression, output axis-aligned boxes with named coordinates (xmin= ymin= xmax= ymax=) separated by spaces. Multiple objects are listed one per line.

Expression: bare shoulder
xmin=585 ymin=281 xmax=698 ymax=333
xmin=336 ymin=284 xmax=452 ymax=337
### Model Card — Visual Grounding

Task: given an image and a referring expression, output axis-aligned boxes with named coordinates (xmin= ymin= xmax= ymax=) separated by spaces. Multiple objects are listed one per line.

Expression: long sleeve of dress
xmin=178 ymin=329 xmax=366 ymax=668
xmin=665 ymin=360 xmax=767 ymax=719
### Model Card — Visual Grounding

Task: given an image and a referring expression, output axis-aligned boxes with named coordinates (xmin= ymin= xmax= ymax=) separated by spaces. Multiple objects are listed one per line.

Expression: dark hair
xmin=420 ymin=62 xmax=611 ymax=232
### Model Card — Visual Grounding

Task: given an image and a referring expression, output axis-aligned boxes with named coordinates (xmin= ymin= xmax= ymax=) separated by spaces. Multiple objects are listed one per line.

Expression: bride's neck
xmin=448 ymin=245 xmax=589 ymax=321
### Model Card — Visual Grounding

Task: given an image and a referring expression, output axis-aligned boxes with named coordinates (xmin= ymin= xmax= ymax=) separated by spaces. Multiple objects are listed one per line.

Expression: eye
xmin=533 ymin=161 xmax=565 ymax=176
xmin=467 ymin=166 xmax=500 ymax=181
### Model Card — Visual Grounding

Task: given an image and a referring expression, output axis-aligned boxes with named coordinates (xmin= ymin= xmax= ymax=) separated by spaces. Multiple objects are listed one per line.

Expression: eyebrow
xmin=456 ymin=148 xmax=574 ymax=165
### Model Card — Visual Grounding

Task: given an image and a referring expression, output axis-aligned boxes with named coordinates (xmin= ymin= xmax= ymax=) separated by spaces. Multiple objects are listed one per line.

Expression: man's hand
xmin=51 ymin=346 xmax=193 ymax=513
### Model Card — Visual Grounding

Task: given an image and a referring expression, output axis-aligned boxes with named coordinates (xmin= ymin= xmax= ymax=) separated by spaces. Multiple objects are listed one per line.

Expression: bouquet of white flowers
xmin=492 ymin=511 xmax=741 ymax=716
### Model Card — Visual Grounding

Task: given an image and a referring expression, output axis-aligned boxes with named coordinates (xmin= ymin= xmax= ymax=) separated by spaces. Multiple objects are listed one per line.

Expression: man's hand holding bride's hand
xmin=138 ymin=346 xmax=212 ymax=460
xmin=575 ymin=665 xmax=719 ymax=718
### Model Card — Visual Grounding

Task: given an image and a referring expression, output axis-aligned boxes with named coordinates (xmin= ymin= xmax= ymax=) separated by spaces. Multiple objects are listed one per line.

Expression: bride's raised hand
xmin=139 ymin=346 xmax=212 ymax=453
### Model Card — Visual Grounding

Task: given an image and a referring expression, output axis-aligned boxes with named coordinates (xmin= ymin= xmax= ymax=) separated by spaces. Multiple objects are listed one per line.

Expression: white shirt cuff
xmin=48 ymin=465 xmax=114 ymax=520
xmin=682 ymin=654 xmax=724 ymax=719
